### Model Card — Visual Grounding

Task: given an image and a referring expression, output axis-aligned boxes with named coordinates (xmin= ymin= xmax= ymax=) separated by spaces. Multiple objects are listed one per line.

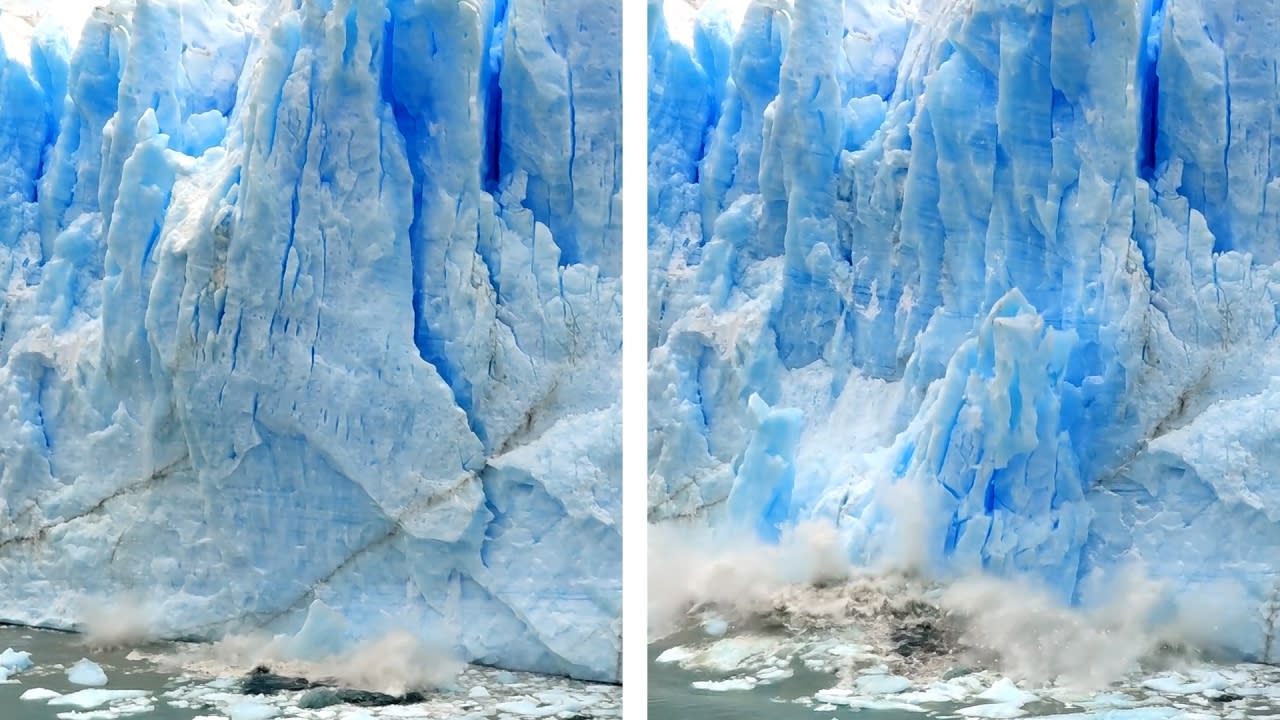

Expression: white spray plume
xmin=76 ymin=593 xmax=162 ymax=650
xmin=649 ymin=519 xmax=852 ymax=639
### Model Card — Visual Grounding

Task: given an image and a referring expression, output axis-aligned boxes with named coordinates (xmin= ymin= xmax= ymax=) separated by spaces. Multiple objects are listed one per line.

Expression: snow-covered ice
xmin=21 ymin=687 xmax=62 ymax=701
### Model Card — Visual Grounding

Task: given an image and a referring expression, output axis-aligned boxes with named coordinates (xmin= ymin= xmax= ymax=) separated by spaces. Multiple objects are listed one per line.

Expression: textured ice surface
xmin=20 ymin=686 xmax=61 ymax=700
xmin=0 ymin=0 xmax=620 ymax=681
xmin=47 ymin=688 xmax=148 ymax=709
xmin=67 ymin=657 xmax=108 ymax=686
xmin=0 ymin=646 xmax=33 ymax=672
xmin=649 ymin=0 xmax=1280 ymax=660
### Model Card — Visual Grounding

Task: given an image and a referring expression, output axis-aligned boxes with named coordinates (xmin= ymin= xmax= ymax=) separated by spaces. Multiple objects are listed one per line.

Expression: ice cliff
xmin=649 ymin=0 xmax=1280 ymax=660
xmin=0 ymin=0 xmax=620 ymax=682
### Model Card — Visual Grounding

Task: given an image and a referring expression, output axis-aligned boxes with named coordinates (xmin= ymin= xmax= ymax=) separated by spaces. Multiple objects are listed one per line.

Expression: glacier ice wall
xmin=0 ymin=0 xmax=620 ymax=682
xmin=649 ymin=0 xmax=1280 ymax=660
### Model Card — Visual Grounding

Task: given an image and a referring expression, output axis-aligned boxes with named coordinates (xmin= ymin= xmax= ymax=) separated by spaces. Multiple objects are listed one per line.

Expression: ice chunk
xmin=1142 ymin=672 xmax=1230 ymax=695
xmin=855 ymin=673 xmax=912 ymax=695
xmin=21 ymin=687 xmax=62 ymax=700
xmin=0 ymin=647 xmax=33 ymax=672
xmin=957 ymin=703 xmax=1029 ymax=719
xmin=224 ymin=702 xmax=280 ymax=720
xmin=654 ymin=646 xmax=695 ymax=664
xmin=701 ymin=616 xmax=728 ymax=636
xmin=977 ymin=679 xmax=1039 ymax=706
xmin=66 ymin=658 xmax=108 ymax=686
xmin=690 ymin=677 xmax=757 ymax=692
xmin=47 ymin=689 xmax=148 ymax=709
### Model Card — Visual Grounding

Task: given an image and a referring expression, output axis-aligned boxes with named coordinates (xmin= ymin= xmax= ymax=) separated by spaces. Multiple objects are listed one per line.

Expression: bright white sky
xmin=664 ymin=0 xmax=754 ymax=48
xmin=0 ymin=0 xmax=102 ymax=60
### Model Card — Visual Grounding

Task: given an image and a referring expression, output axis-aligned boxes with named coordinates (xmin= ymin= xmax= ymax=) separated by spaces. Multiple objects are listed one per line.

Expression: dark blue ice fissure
xmin=1138 ymin=0 xmax=1165 ymax=180
xmin=482 ymin=0 xmax=508 ymax=193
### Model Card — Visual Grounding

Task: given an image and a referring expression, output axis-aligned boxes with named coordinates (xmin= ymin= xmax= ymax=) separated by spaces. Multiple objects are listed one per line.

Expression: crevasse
xmin=650 ymin=0 xmax=1280 ymax=660
xmin=0 ymin=0 xmax=620 ymax=682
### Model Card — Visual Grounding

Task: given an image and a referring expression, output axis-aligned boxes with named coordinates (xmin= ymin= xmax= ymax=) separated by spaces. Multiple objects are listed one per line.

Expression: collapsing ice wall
xmin=649 ymin=0 xmax=1280 ymax=661
xmin=0 ymin=0 xmax=621 ymax=682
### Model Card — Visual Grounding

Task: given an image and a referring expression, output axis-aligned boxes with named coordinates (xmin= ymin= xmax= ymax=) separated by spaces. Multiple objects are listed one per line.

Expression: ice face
xmin=0 ymin=0 xmax=620 ymax=682
xmin=649 ymin=0 xmax=1280 ymax=661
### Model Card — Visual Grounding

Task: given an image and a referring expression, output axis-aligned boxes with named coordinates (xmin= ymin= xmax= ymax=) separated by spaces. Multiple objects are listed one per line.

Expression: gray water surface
xmin=0 ymin=626 xmax=209 ymax=720
xmin=0 ymin=625 xmax=621 ymax=719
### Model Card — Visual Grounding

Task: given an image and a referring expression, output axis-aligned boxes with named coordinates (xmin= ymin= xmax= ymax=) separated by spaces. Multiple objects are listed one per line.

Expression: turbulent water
xmin=650 ymin=601 xmax=1280 ymax=720
xmin=0 ymin=626 xmax=621 ymax=720
xmin=648 ymin=525 xmax=1280 ymax=720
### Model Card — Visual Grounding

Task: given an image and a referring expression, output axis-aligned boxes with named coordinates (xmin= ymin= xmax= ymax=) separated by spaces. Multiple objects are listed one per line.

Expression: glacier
xmin=0 ymin=0 xmax=620 ymax=682
xmin=649 ymin=0 xmax=1280 ymax=662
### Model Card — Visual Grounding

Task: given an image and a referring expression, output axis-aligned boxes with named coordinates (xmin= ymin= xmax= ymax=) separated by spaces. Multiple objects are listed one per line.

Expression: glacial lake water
xmin=0 ymin=625 xmax=621 ymax=720
xmin=648 ymin=628 xmax=1280 ymax=720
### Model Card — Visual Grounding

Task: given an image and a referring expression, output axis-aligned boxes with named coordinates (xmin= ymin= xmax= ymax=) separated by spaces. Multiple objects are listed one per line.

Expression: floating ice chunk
xmin=702 ymin=616 xmax=729 ymax=636
xmin=824 ymin=643 xmax=878 ymax=660
xmin=844 ymin=697 xmax=927 ymax=712
xmin=654 ymin=646 xmax=695 ymax=663
xmin=957 ymin=702 xmax=1028 ymax=718
xmin=814 ymin=688 xmax=854 ymax=705
xmin=66 ymin=658 xmax=109 ymax=686
xmin=494 ymin=696 xmax=581 ymax=716
xmin=468 ymin=685 xmax=491 ymax=698
xmin=55 ymin=697 xmax=154 ymax=719
xmin=690 ymin=677 xmax=757 ymax=692
xmin=493 ymin=671 xmax=518 ymax=685
xmin=225 ymin=701 xmax=280 ymax=720
xmin=976 ymin=679 xmax=1038 ymax=706
xmin=1025 ymin=709 xmax=1183 ymax=720
xmin=755 ymin=666 xmax=794 ymax=683
xmin=855 ymin=673 xmax=912 ymax=695
xmin=21 ymin=687 xmax=62 ymax=700
xmin=899 ymin=681 xmax=980 ymax=704
xmin=48 ymin=689 xmax=148 ymax=709
xmin=1070 ymin=693 xmax=1147 ymax=710
xmin=685 ymin=635 xmax=780 ymax=672
xmin=1142 ymin=672 xmax=1230 ymax=695
xmin=0 ymin=647 xmax=33 ymax=672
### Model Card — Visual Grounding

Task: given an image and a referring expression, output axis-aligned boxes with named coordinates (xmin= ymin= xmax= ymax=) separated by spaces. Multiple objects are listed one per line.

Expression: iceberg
xmin=649 ymin=0 xmax=1280 ymax=661
xmin=0 ymin=0 xmax=620 ymax=682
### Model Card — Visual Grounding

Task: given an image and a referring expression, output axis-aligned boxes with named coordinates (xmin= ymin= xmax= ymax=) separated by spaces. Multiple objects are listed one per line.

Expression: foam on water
xmin=0 ymin=627 xmax=621 ymax=720
xmin=650 ymin=530 xmax=1280 ymax=719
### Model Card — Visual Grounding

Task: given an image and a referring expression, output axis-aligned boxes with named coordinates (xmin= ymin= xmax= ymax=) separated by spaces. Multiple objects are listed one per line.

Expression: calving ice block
xmin=649 ymin=0 xmax=1280 ymax=662
xmin=0 ymin=0 xmax=620 ymax=682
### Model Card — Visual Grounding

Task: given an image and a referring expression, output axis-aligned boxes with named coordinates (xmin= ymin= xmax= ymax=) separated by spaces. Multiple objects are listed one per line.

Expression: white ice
xmin=66 ymin=657 xmax=109 ymax=686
